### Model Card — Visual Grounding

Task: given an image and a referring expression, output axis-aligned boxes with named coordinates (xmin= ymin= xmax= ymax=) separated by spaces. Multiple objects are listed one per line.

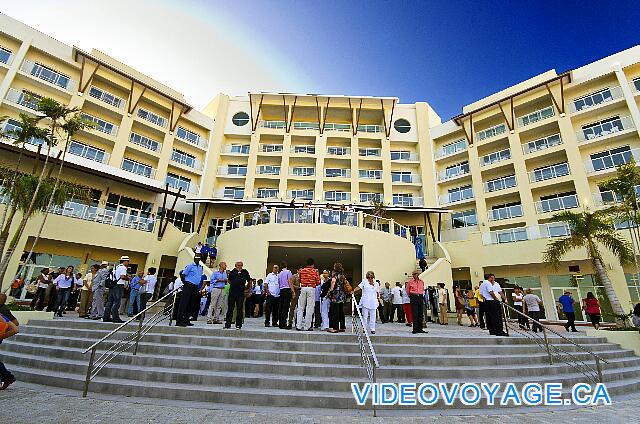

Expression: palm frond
xmin=593 ymin=231 xmax=635 ymax=265
xmin=543 ymin=236 xmax=584 ymax=269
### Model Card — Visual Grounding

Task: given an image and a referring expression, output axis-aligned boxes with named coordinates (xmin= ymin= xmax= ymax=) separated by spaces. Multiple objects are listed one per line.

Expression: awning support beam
xmin=286 ymin=96 xmax=298 ymax=133
xmin=249 ymin=93 xmax=264 ymax=132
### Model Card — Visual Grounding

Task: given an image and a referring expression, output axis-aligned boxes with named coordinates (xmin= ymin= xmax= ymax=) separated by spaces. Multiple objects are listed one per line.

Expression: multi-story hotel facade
xmin=2 ymin=13 xmax=640 ymax=321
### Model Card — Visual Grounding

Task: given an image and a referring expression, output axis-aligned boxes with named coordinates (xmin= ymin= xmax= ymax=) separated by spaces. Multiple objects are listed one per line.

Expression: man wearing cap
xmin=90 ymin=261 xmax=110 ymax=320
xmin=557 ymin=290 xmax=578 ymax=332
xmin=176 ymin=254 xmax=203 ymax=327
xmin=103 ymin=256 xmax=130 ymax=323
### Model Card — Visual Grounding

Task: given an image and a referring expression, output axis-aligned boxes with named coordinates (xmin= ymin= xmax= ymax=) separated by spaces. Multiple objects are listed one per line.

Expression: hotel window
xmin=223 ymin=187 xmax=244 ymax=199
xmin=290 ymin=189 xmax=314 ymax=200
xmin=634 ymin=78 xmax=640 ymax=92
xmin=325 ymin=191 xmax=349 ymax=201
xmin=106 ymin=194 xmax=152 ymax=216
xmin=137 ymin=108 xmax=166 ymax=127
xmin=176 ymin=126 xmax=202 ymax=144
xmin=18 ymin=90 xmax=42 ymax=110
xmin=447 ymin=185 xmax=473 ymax=202
xmin=227 ymin=165 xmax=247 ymax=176
xmin=485 ymin=174 xmax=516 ymax=192
xmin=0 ymin=46 xmax=11 ymax=64
xmin=68 ymin=140 xmax=106 ymax=163
xmin=327 ymin=146 xmax=349 ymax=155
xmin=2 ymin=119 xmax=44 ymax=146
xmin=573 ymin=88 xmax=616 ymax=112
xmin=626 ymin=274 xmax=640 ymax=304
xmin=89 ymin=86 xmax=123 ymax=109
xmin=157 ymin=208 xmax=192 ymax=233
xmin=392 ymin=193 xmax=414 ymax=206
xmin=360 ymin=192 xmax=383 ymax=203
xmin=440 ymin=139 xmax=466 ymax=156
xmin=581 ymin=116 xmax=624 ymax=140
xmin=325 ymin=168 xmax=348 ymax=178
xmin=257 ymin=188 xmax=279 ymax=199
xmin=451 ymin=210 xmax=477 ymax=228
xmin=129 ymin=132 xmax=161 ymax=151
xmin=30 ymin=62 xmax=70 ymax=89
xmin=590 ymin=146 xmax=632 ymax=172
xmin=230 ymin=144 xmax=250 ymax=154
xmin=489 ymin=202 xmax=523 ymax=221
xmin=393 ymin=119 xmax=411 ymax=133
xmin=81 ymin=113 xmax=115 ymax=135
xmin=165 ymin=173 xmax=191 ymax=192
xmin=171 ymin=149 xmax=197 ymax=168
xmin=122 ymin=158 xmax=153 ymax=178
xmin=232 ymin=112 xmax=250 ymax=126
xmin=392 ymin=171 xmax=412 ymax=183
xmin=391 ymin=150 xmax=412 ymax=161
xmin=293 ymin=145 xmax=315 ymax=154
xmin=538 ymin=192 xmax=578 ymax=213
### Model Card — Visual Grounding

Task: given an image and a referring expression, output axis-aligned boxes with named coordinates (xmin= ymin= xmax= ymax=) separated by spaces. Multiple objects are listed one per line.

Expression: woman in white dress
xmin=354 ymin=271 xmax=380 ymax=334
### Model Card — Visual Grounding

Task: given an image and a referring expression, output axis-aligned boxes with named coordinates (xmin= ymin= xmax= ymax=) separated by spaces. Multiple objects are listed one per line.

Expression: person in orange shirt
xmin=296 ymin=258 xmax=321 ymax=331
xmin=407 ymin=269 xmax=427 ymax=334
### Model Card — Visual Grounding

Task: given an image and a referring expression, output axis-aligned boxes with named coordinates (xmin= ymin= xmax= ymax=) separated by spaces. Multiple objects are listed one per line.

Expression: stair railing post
xmin=169 ymin=290 xmax=178 ymax=326
xmin=595 ymin=356 xmax=603 ymax=383
xmin=501 ymin=303 xmax=509 ymax=336
xmin=542 ymin=326 xmax=553 ymax=365
xmin=82 ymin=346 xmax=96 ymax=397
xmin=133 ymin=314 xmax=144 ymax=355
xmin=372 ymin=365 xmax=377 ymax=418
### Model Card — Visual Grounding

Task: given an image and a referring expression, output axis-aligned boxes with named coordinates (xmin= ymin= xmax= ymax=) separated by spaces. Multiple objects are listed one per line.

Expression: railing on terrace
xmin=137 ymin=108 xmax=167 ymax=128
xmin=528 ymin=162 xmax=570 ymax=183
xmin=222 ymin=145 xmax=250 ymax=154
xmin=391 ymin=152 xmax=418 ymax=161
xmin=482 ymin=222 xmax=571 ymax=245
xmin=585 ymin=148 xmax=640 ymax=174
xmin=438 ymin=164 xmax=470 ymax=181
xmin=260 ymin=120 xmax=286 ymax=129
xmin=570 ymin=86 xmax=624 ymax=114
xmin=516 ymin=105 xmax=555 ymax=127
xmin=476 ymin=123 xmax=507 ymax=142
xmin=484 ymin=175 xmax=517 ymax=193
xmin=291 ymin=145 xmax=316 ymax=154
xmin=359 ymin=148 xmax=382 ymax=157
xmin=392 ymin=196 xmax=424 ymax=207
xmin=576 ymin=116 xmax=634 ymax=142
xmin=351 ymin=295 xmax=380 ymax=417
xmin=88 ymin=85 xmax=125 ymax=109
xmin=81 ymin=113 xmax=119 ymax=137
xmin=480 ymin=148 xmax=511 ymax=167
xmin=357 ymin=124 xmax=381 ymax=133
xmin=20 ymin=59 xmax=76 ymax=91
xmin=290 ymin=167 xmax=315 ymax=177
xmin=324 ymin=123 xmax=351 ymax=132
xmin=67 ymin=141 xmax=110 ymax=164
xmin=5 ymin=88 xmax=42 ymax=111
xmin=439 ymin=189 xmax=474 ymax=205
xmin=0 ymin=48 xmax=13 ymax=66
xmin=256 ymin=165 xmax=281 ymax=175
xmin=50 ymin=201 xmax=156 ymax=232
xmin=293 ymin=121 xmax=320 ymax=131
xmin=326 ymin=146 xmax=351 ymax=156
xmin=259 ymin=144 xmax=284 ymax=153
xmin=223 ymin=207 xmax=411 ymax=241
xmin=359 ymin=170 xmax=383 ymax=180
xmin=535 ymin=194 xmax=579 ymax=214
xmin=392 ymin=174 xmax=420 ymax=184
xmin=171 ymin=154 xmax=203 ymax=171
xmin=522 ymin=133 xmax=562 ymax=154
xmin=218 ymin=166 xmax=248 ymax=176
xmin=436 ymin=139 xmax=467 ymax=158
xmin=487 ymin=204 xmax=523 ymax=221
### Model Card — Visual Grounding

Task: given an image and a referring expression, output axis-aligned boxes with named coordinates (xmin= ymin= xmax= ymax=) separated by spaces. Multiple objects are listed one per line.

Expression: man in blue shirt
xmin=209 ymin=245 xmax=218 ymax=267
xmin=201 ymin=244 xmax=210 ymax=265
xmin=176 ymin=254 xmax=203 ymax=327
xmin=128 ymin=270 xmax=144 ymax=317
xmin=557 ymin=290 xmax=578 ymax=332
xmin=207 ymin=262 xmax=228 ymax=324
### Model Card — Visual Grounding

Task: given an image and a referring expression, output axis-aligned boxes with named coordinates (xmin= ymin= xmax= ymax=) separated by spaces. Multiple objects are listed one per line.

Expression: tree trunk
xmin=593 ymin=257 xmax=625 ymax=315
xmin=0 ymin=206 xmax=18 ymax=292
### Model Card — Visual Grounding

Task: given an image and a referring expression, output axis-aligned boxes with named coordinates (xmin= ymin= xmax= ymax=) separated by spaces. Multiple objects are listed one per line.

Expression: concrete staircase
xmin=2 ymin=319 xmax=640 ymax=412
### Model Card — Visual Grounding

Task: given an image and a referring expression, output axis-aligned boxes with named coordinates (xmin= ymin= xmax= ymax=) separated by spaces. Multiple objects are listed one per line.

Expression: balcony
xmin=631 ymin=79 xmax=640 ymax=94
xmin=391 ymin=151 xmax=418 ymax=161
xmin=121 ymin=159 xmax=155 ymax=179
xmin=360 ymin=193 xmax=383 ymax=203
xmin=488 ymin=204 xmax=523 ymax=221
xmin=392 ymin=196 xmax=424 ymax=207
xmin=576 ymin=116 xmax=634 ymax=143
xmin=482 ymin=222 xmax=571 ymax=245
xmin=217 ymin=166 xmax=247 ymax=176
xmin=480 ymin=148 xmax=511 ymax=167
xmin=522 ymin=133 xmax=562 ymax=155
xmin=528 ymin=162 xmax=570 ymax=183
xmin=215 ymin=189 xmax=244 ymax=200
xmin=4 ymin=88 xmax=42 ymax=112
xmin=166 ymin=181 xmax=199 ymax=195
xmin=324 ymin=123 xmax=351 ymax=133
xmin=51 ymin=201 xmax=155 ymax=232
xmin=436 ymin=139 xmax=467 ymax=159
xmin=222 ymin=145 xmax=250 ymax=155
xmin=290 ymin=167 xmax=315 ymax=177
xmin=324 ymin=191 xmax=351 ymax=201
xmin=137 ymin=108 xmax=167 ymax=128
xmin=255 ymin=189 xmax=279 ymax=199
xmin=535 ymin=194 xmax=579 ymax=214
xmin=326 ymin=146 xmax=351 ymax=156
xmin=0 ymin=47 xmax=12 ymax=66
xmin=287 ymin=190 xmax=314 ymax=200
xmin=359 ymin=169 xmax=383 ymax=180
xmin=325 ymin=168 xmax=351 ymax=178
xmin=359 ymin=148 xmax=381 ymax=157
xmin=67 ymin=140 xmax=109 ymax=164
xmin=291 ymin=145 xmax=316 ymax=155
xmin=20 ymin=59 xmax=76 ymax=92
xmin=129 ymin=132 xmax=162 ymax=152
xmin=476 ymin=123 xmax=507 ymax=142
xmin=171 ymin=151 xmax=203 ymax=171
xmin=570 ymin=86 xmax=624 ymax=114
xmin=484 ymin=175 xmax=517 ymax=193
xmin=438 ymin=164 xmax=470 ymax=181
xmin=357 ymin=124 xmax=381 ymax=133
xmin=88 ymin=86 xmax=125 ymax=110
xmin=585 ymin=148 xmax=640 ymax=174
xmin=440 ymin=188 xmax=474 ymax=205
xmin=81 ymin=112 xmax=118 ymax=137
xmin=176 ymin=127 xmax=207 ymax=149
xmin=392 ymin=173 xmax=420 ymax=184
xmin=259 ymin=144 xmax=284 ymax=153
xmin=256 ymin=165 xmax=281 ymax=175
xmin=516 ymin=105 xmax=555 ymax=128
xmin=259 ymin=120 xmax=285 ymax=130
xmin=293 ymin=121 xmax=319 ymax=131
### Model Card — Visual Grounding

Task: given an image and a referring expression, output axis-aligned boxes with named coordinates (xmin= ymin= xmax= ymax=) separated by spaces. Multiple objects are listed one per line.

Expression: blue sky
xmin=201 ymin=0 xmax=640 ymax=118
xmin=5 ymin=1 xmax=640 ymax=120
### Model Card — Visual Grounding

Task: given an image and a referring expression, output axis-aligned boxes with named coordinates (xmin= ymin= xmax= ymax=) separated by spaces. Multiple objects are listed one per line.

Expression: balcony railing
xmin=522 ymin=133 xmax=562 ymax=154
xmin=291 ymin=145 xmax=316 ymax=154
xmin=576 ymin=116 xmax=634 ymax=142
xmin=81 ymin=113 xmax=118 ymax=137
xmin=359 ymin=148 xmax=382 ymax=157
xmin=4 ymin=88 xmax=41 ymax=111
xmin=439 ymin=189 xmax=474 ymax=205
xmin=217 ymin=166 xmax=247 ymax=176
xmin=324 ymin=123 xmax=351 ymax=133
xmin=360 ymin=193 xmax=383 ymax=203
xmin=488 ymin=204 xmax=523 ymax=221
xmin=50 ymin=201 xmax=155 ymax=232
xmin=326 ymin=146 xmax=351 ymax=156
xmin=129 ymin=132 xmax=162 ymax=152
xmin=287 ymin=190 xmax=314 ymax=200
xmin=438 ymin=164 xmax=470 ymax=181
xmin=88 ymin=86 xmax=125 ymax=109
xmin=214 ymin=190 xmax=244 ymax=199
xmin=290 ymin=167 xmax=315 ymax=177
xmin=259 ymin=144 xmax=284 ymax=153
xmin=260 ymin=120 xmax=286 ymax=129
xmin=176 ymin=127 xmax=207 ymax=148
xmin=255 ymin=189 xmax=279 ymax=199
xmin=256 ymin=165 xmax=281 ymax=175
xmin=324 ymin=191 xmax=351 ymax=201
xmin=631 ymin=80 xmax=640 ymax=93
xmin=137 ymin=108 xmax=167 ymax=128
xmin=535 ymin=194 xmax=579 ymax=214
xmin=517 ymin=105 xmax=555 ymax=127
xmin=357 ymin=124 xmax=381 ymax=133
xmin=67 ymin=140 xmax=109 ymax=164
xmin=391 ymin=152 xmax=418 ymax=161
xmin=436 ymin=139 xmax=467 ymax=158
xmin=325 ymin=169 xmax=351 ymax=178
xmin=392 ymin=196 xmax=424 ymax=207
xmin=121 ymin=160 xmax=155 ymax=179
xmin=359 ymin=170 xmax=383 ymax=180
xmin=392 ymin=174 xmax=420 ymax=184
xmin=293 ymin=121 xmax=320 ymax=131
xmin=570 ymin=86 xmax=624 ymax=114
xmin=529 ymin=162 xmax=570 ymax=183
xmin=480 ymin=148 xmax=511 ymax=167
xmin=585 ymin=148 xmax=640 ymax=174
xmin=20 ymin=59 xmax=76 ymax=91
xmin=171 ymin=153 xmax=203 ymax=171
xmin=0 ymin=48 xmax=12 ymax=66
xmin=484 ymin=175 xmax=517 ymax=193
xmin=222 ymin=145 xmax=250 ymax=154
xmin=476 ymin=123 xmax=507 ymax=142
xmin=482 ymin=223 xmax=571 ymax=245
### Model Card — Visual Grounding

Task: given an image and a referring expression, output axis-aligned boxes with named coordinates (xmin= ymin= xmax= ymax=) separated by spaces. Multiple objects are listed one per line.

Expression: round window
xmin=232 ymin=112 xmax=250 ymax=126
xmin=394 ymin=119 xmax=411 ymax=133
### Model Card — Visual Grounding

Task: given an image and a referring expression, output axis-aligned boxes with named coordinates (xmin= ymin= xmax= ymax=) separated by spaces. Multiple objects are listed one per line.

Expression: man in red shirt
xmin=407 ymin=269 xmax=427 ymax=334
xmin=296 ymin=258 xmax=321 ymax=331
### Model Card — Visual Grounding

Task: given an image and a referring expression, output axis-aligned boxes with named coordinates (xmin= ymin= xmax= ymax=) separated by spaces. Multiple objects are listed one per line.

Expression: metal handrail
xmin=500 ymin=302 xmax=608 ymax=383
xmin=351 ymin=296 xmax=379 ymax=417
xmin=81 ymin=288 xmax=180 ymax=396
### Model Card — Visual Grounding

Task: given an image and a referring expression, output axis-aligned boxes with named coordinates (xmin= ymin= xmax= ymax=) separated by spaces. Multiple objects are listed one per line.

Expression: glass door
xmin=551 ymin=287 xmax=584 ymax=321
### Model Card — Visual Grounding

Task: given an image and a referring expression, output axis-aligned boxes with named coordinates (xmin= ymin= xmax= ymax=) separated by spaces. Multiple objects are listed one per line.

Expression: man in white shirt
xmin=138 ymin=267 xmax=157 ymax=314
xmin=78 ymin=266 xmax=95 ymax=318
xmin=264 ymin=264 xmax=280 ymax=327
xmin=103 ymin=256 xmax=130 ymax=323
xmin=523 ymin=288 xmax=543 ymax=332
xmin=391 ymin=282 xmax=405 ymax=323
xmin=480 ymin=273 xmax=508 ymax=337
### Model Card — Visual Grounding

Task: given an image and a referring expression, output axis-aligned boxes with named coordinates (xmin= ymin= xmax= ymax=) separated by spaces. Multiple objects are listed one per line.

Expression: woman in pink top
xmin=583 ymin=292 xmax=601 ymax=330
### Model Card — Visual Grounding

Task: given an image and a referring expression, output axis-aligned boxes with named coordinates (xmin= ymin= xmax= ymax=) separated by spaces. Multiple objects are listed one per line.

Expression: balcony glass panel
xmin=589 ymin=146 xmax=632 ymax=172
xmin=485 ymin=175 xmax=516 ymax=192
xmin=476 ymin=123 xmax=506 ymax=141
xmin=89 ymin=86 xmax=123 ymax=109
xmin=523 ymin=133 xmax=562 ymax=154
xmin=488 ymin=204 xmax=523 ymax=221
xmin=480 ymin=148 xmax=511 ymax=166
xmin=68 ymin=140 xmax=106 ymax=163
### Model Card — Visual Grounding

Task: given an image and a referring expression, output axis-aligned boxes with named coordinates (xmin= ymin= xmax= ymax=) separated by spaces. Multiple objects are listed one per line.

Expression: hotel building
xmin=1 ymin=13 xmax=640 ymax=321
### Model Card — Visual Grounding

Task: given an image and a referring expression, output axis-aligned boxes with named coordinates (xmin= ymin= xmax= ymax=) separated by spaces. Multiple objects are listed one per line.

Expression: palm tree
xmin=543 ymin=209 xmax=634 ymax=315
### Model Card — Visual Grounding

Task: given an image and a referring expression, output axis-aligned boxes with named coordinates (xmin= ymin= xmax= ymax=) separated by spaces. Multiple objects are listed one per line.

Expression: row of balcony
xmin=259 ymin=120 xmax=382 ymax=134
xmin=223 ymin=144 xmax=418 ymax=160
xmin=218 ymin=166 xmax=421 ymax=182
xmin=482 ymin=222 xmax=571 ymax=245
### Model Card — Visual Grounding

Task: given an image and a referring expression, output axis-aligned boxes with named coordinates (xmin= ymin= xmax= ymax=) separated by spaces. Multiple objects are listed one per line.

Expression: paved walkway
xmin=1 ymin=383 xmax=638 ymax=423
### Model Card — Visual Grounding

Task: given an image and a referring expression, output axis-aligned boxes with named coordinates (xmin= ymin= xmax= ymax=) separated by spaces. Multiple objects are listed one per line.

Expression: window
xmin=325 ymin=168 xmax=348 ymax=178
xmin=292 ymin=167 xmax=315 ymax=177
xmin=325 ymin=191 xmax=349 ymax=201
xmin=129 ymin=132 xmax=161 ymax=151
xmin=481 ymin=148 xmax=511 ymax=166
xmin=290 ymin=189 xmax=314 ymax=200
xmin=634 ymin=78 xmax=640 ymax=92
xmin=223 ymin=187 xmax=244 ymax=199
xmin=81 ymin=113 xmax=116 ymax=135
xmin=207 ymin=218 xmax=225 ymax=244
xmin=122 ymin=158 xmax=153 ymax=178
xmin=89 ymin=86 xmax=123 ymax=109
xmin=439 ymin=139 xmax=467 ymax=157
xmin=489 ymin=203 xmax=523 ymax=221
xmin=327 ymin=146 xmax=349 ymax=155
xmin=538 ymin=192 xmax=578 ymax=213
xmin=392 ymin=171 xmax=412 ymax=183
xmin=171 ymin=149 xmax=197 ymax=168
xmin=582 ymin=116 xmax=624 ymax=140
xmin=137 ymin=108 xmax=166 ymax=127
xmin=394 ymin=119 xmax=411 ymax=133
xmin=257 ymin=165 xmax=280 ymax=175
xmin=261 ymin=144 xmax=283 ymax=152
xmin=68 ymin=140 xmax=106 ymax=163
xmin=391 ymin=151 xmax=412 ymax=161
xmin=165 ymin=173 xmax=191 ymax=192
xmin=451 ymin=210 xmax=477 ymax=228
xmin=18 ymin=90 xmax=42 ymax=110
xmin=257 ymin=188 xmax=278 ymax=199
xmin=626 ymin=274 xmax=640 ymax=304
xmin=524 ymin=133 xmax=562 ymax=154
xmin=176 ymin=127 xmax=202 ymax=145
xmin=532 ymin=162 xmax=569 ymax=182
xmin=230 ymin=144 xmax=250 ymax=154
xmin=227 ymin=165 xmax=247 ymax=176
xmin=106 ymin=193 xmax=152 ymax=216
xmin=393 ymin=193 xmax=414 ymax=206
xmin=445 ymin=161 xmax=469 ymax=178
xmin=447 ymin=185 xmax=473 ymax=202
xmin=359 ymin=170 xmax=382 ymax=179
xmin=359 ymin=148 xmax=381 ymax=157
xmin=590 ymin=146 xmax=632 ymax=172
xmin=573 ymin=88 xmax=616 ymax=112
xmin=157 ymin=208 xmax=192 ymax=233
xmin=485 ymin=175 xmax=516 ymax=192
xmin=232 ymin=112 xmax=250 ymax=126
xmin=30 ymin=62 xmax=70 ymax=89
xmin=2 ymin=119 xmax=45 ymax=145
xmin=293 ymin=145 xmax=315 ymax=154
xmin=0 ymin=46 xmax=11 ymax=64
xmin=360 ymin=192 xmax=383 ymax=203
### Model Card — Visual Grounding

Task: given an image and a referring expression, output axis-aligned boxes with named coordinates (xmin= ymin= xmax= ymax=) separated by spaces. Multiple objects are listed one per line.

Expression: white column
xmin=0 ymin=38 xmax=32 ymax=104
xmin=612 ymin=62 xmax=640 ymax=139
